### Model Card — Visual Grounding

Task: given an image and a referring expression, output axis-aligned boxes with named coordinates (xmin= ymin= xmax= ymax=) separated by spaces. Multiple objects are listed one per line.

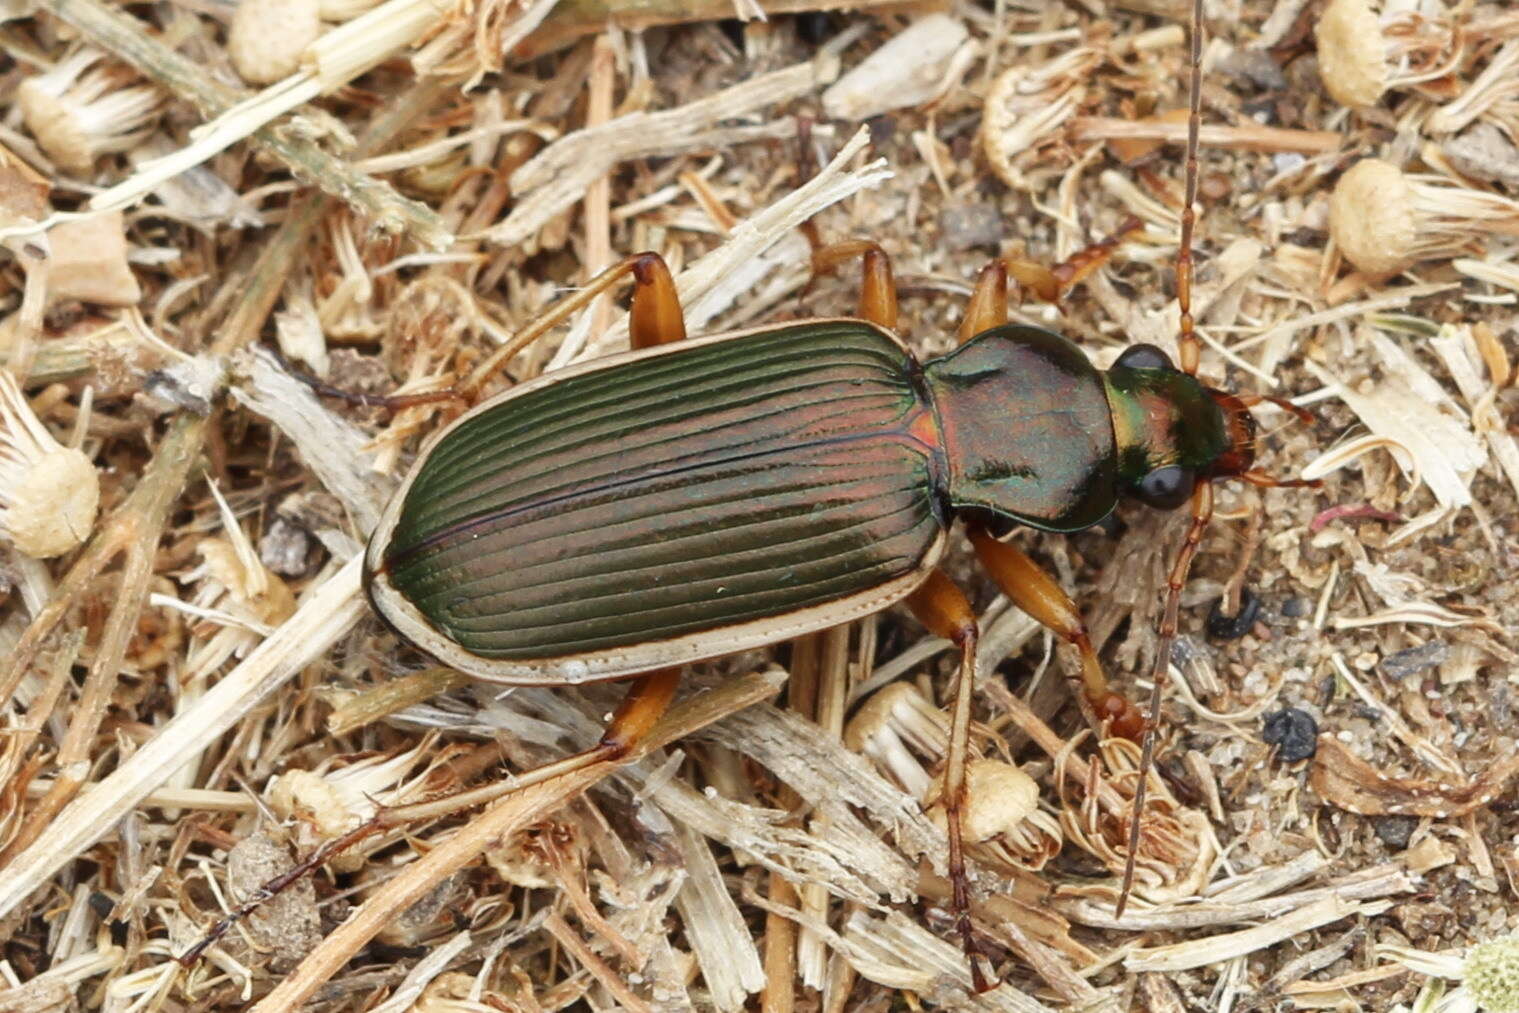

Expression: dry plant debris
xmin=0 ymin=0 xmax=1516 ymax=1009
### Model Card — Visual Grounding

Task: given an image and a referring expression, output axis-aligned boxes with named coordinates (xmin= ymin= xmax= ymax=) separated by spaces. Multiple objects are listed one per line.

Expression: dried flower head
xmin=1317 ymin=0 xmax=1386 ymax=107
xmin=229 ymin=0 xmax=323 ymax=84
xmin=18 ymin=49 xmax=164 ymax=174
xmin=268 ymin=741 xmax=433 ymax=871
xmin=981 ymin=47 xmax=1101 ymax=190
xmin=1381 ymin=933 xmax=1519 ymax=1013
xmin=844 ymin=682 xmax=948 ymax=798
xmin=1329 ymin=158 xmax=1519 ymax=275
xmin=927 ymin=759 xmax=1062 ymax=870
xmin=1467 ymin=935 xmax=1519 ymax=1013
xmin=0 ymin=369 xmax=98 ymax=557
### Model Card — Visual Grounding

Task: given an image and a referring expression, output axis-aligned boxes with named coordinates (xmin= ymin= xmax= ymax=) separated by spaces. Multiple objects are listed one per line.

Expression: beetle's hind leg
xmin=904 ymin=570 xmax=999 ymax=993
xmin=966 ymin=525 xmax=1145 ymax=742
xmin=179 ymin=668 xmax=682 ymax=965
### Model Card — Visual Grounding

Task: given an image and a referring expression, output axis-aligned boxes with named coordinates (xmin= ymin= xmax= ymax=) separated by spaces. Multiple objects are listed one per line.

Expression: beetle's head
xmin=1102 ymin=343 xmax=1263 ymax=511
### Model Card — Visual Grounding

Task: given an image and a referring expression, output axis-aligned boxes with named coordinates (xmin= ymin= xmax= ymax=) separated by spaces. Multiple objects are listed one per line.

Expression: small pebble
xmin=939 ymin=201 xmax=1002 ymax=252
xmin=1381 ymin=641 xmax=1448 ymax=681
xmin=1272 ymin=152 xmax=1306 ymax=174
xmin=1373 ymin=814 xmax=1417 ymax=850
xmin=1280 ymin=596 xmax=1310 ymax=618
xmin=1207 ymin=588 xmax=1261 ymax=640
xmin=1261 ymin=707 xmax=1318 ymax=762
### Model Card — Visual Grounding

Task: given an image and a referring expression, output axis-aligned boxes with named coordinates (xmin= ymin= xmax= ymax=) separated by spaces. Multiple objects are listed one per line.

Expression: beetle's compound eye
xmin=1136 ymin=465 xmax=1196 ymax=510
xmin=1115 ymin=344 xmax=1173 ymax=371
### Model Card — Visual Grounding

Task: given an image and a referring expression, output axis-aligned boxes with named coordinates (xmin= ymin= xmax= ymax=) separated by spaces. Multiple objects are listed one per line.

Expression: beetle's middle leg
xmin=903 ymin=569 xmax=998 ymax=993
xmin=965 ymin=524 xmax=1145 ymax=742
xmin=806 ymin=239 xmax=899 ymax=330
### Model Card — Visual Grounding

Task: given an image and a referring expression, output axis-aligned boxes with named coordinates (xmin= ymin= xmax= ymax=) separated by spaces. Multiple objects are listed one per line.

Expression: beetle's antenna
xmin=1175 ymin=0 xmax=1204 ymax=378
xmin=1116 ymin=0 xmax=1206 ymax=920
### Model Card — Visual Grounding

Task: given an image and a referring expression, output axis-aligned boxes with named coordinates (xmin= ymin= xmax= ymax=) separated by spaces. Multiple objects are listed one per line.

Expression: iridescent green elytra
xmin=364 ymin=318 xmax=1244 ymax=684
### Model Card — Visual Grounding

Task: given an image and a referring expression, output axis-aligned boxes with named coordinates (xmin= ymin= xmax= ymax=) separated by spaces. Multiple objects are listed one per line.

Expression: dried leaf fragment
xmin=820 ymin=14 xmax=970 ymax=121
xmin=1310 ymin=737 xmax=1519 ymax=818
xmin=46 ymin=212 xmax=142 ymax=307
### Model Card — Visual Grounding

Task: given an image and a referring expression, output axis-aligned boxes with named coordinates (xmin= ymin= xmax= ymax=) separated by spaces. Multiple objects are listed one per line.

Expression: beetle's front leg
xmin=903 ymin=569 xmax=997 ymax=993
xmin=1003 ymin=215 xmax=1142 ymax=308
xmin=965 ymin=524 xmax=1145 ymax=741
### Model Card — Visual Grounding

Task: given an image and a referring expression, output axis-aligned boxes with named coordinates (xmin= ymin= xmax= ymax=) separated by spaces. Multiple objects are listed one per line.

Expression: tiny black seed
xmin=1207 ymin=587 xmax=1261 ymax=640
xmin=1373 ymin=814 xmax=1418 ymax=850
xmin=1261 ymin=706 xmax=1318 ymax=762
xmin=88 ymin=891 xmax=115 ymax=918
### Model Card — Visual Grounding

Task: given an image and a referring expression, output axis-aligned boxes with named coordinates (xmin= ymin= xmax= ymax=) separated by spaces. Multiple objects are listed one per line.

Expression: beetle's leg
xmin=965 ymin=525 xmax=1145 ymax=742
xmin=178 ymin=668 xmax=681 ymax=965
xmin=806 ymin=239 xmax=899 ymax=330
xmin=1002 ymin=215 xmax=1143 ymax=308
xmin=306 ymin=253 xmax=685 ymax=410
xmin=956 ymin=262 xmax=1009 ymax=344
xmin=460 ymin=252 xmax=677 ymax=399
xmin=903 ymin=570 xmax=997 ymax=993
xmin=629 ymin=253 xmax=687 ymax=349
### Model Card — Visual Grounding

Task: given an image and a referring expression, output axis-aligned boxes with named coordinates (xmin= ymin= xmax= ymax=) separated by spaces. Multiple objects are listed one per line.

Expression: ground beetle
xmin=255 ymin=0 xmax=1318 ymax=989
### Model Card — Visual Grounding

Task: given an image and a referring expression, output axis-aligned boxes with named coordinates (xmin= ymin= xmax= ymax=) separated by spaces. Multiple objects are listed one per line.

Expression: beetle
xmin=214 ymin=0 xmax=1316 ymax=988
xmin=360 ymin=230 xmax=1313 ymax=989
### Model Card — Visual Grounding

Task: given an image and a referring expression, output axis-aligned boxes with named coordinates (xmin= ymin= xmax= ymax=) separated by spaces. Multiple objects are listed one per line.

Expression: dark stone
xmin=1261 ymin=707 xmax=1318 ymax=762
xmin=794 ymin=11 xmax=833 ymax=46
xmin=1207 ymin=588 xmax=1261 ymax=640
xmin=1381 ymin=641 xmax=1448 ymax=681
xmin=1373 ymin=814 xmax=1417 ymax=850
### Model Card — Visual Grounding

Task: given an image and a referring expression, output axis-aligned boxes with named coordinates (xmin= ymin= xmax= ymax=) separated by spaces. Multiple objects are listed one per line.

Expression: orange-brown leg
xmin=965 ymin=525 xmax=1144 ymax=741
xmin=805 ymin=239 xmax=899 ymax=331
xmin=629 ymin=253 xmax=686 ymax=350
xmin=904 ymin=570 xmax=996 ymax=993
xmin=180 ymin=666 xmax=681 ymax=965
xmin=1003 ymin=215 xmax=1143 ymax=308
xmin=956 ymin=262 xmax=1009 ymax=345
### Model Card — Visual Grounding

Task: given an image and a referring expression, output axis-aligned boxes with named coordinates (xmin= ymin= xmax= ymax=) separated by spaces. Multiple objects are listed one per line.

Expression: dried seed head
xmin=17 ymin=49 xmax=164 ymax=174
xmin=844 ymin=682 xmax=949 ymax=797
xmin=269 ymin=769 xmax=355 ymax=840
xmin=229 ymin=0 xmax=323 ymax=84
xmin=1330 ymin=157 xmax=1519 ymax=275
xmin=926 ymin=759 xmax=1039 ymax=843
xmin=0 ymin=370 xmax=99 ymax=558
xmin=980 ymin=48 xmax=1100 ymax=190
xmin=1466 ymin=935 xmax=1519 ymax=1013
xmin=1329 ymin=159 xmax=1416 ymax=273
xmin=1316 ymin=0 xmax=1386 ymax=108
